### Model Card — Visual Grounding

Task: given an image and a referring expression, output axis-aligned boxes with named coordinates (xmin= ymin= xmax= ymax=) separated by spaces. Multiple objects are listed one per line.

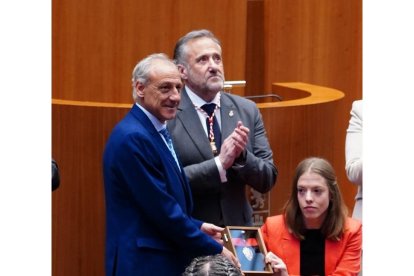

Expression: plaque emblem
xmin=242 ymin=246 xmax=254 ymax=261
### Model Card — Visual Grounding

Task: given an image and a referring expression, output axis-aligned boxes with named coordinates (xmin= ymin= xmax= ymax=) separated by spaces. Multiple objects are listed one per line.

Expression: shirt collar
xmin=135 ymin=103 xmax=166 ymax=132
xmin=186 ymin=86 xmax=221 ymax=108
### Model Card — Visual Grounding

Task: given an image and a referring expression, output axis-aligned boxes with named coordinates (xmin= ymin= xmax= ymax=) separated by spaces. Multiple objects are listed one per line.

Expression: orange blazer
xmin=261 ymin=215 xmax=362 ymax=276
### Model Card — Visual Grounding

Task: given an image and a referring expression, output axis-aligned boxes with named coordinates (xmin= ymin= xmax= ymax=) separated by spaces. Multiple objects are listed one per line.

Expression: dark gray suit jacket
xmin=167 ymin=89 xmax=277 ymax=226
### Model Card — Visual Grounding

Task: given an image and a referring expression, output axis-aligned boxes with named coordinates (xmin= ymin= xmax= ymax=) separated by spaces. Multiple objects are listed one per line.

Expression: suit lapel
xmin=220 ymin=93 xmax=239 ymax=141
xmin=325 ymin=239 xmax=342 ymax=273
xmin=131 ymin=104 xmax=189 ymax=191
xmin=176 ymin=89 xmax=215 ymax=159
xmin=281 ymin=231 xmax=301 ymax=275
xmin=175 ymin=91 xmax=242 ymax=158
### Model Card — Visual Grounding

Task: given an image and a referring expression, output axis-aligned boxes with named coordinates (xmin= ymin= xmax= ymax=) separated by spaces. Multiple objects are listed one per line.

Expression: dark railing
xmin=223 ymin=80 xmax=282 ymax=102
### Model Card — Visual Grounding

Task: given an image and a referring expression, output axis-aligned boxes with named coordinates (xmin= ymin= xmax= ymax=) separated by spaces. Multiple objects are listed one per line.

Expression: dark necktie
xmin=159 ymin=128 xmax=180 ymax=170
xmin=201 ymin=103 xmax=222 ymax=154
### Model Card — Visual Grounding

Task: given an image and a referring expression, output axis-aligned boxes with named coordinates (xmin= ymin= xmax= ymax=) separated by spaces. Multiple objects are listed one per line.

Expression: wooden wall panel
xmin=261 ymin=102 xmax=344 ymax=214
xmin=260 ymin=0 xmax=362 ymax=213
xmin=256 ymin=83 xmax=346 ymax=215
xmin=246 ymin=0 xmax=265 ymax=96
xmin=52 ymin=104 xmax=129 ymax=275
xmin=52 ymin=0 xmax=247 ymax=103
xmin=263 ymin=0 xmax=362 ymax=94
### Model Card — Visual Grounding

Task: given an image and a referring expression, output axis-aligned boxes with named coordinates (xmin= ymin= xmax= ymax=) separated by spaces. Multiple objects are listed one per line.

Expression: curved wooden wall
xmin=256 ymin=83 xmax=346 ymax=215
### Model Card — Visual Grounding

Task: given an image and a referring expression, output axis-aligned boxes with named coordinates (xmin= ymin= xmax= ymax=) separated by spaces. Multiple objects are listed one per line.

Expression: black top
xmin=300 ymin=229 xmax=325 ymax=276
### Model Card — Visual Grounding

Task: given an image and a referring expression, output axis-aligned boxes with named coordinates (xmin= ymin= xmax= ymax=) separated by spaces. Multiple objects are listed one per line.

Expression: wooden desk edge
xmin=52 ymin=82 xmax=344 ymax=109
xmin=256 ymin=82 xmax=345 ymax=109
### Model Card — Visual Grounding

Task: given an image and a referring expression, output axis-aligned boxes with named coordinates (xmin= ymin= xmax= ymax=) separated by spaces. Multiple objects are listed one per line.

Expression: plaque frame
xmin=223 ymin=226 xmax=273 ymax=275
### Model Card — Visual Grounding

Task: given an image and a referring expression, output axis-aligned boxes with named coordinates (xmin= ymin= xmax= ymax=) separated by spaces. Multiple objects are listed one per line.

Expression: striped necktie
xmin=201 ymin=103 xmax=222 ymax=154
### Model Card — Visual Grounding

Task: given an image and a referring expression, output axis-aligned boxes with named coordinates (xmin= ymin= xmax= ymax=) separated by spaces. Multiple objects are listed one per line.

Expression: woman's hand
xmin=265 ymin=251 xmax=288 ymax=276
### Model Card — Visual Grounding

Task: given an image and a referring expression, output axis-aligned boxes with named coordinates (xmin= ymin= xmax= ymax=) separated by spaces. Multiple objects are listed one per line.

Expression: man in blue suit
xmin=103 ymin=53 xmax=238 ymax=276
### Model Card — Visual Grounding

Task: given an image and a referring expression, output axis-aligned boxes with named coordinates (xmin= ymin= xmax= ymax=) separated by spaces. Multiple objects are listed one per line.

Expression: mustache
xmin=207 ymin=73 xmax=224 ymax=79
xmin=207 ymin=68 xmax=223 ymax=76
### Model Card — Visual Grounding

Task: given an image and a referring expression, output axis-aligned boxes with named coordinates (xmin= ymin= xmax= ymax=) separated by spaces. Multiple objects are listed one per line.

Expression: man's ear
xmin=135 ymin=81 xmax=145 ymax=98
xmin=177 ymin=64 xmax=188 ymax=80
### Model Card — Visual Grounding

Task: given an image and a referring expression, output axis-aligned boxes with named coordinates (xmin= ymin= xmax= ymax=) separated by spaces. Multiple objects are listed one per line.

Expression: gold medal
xmin=210 ymin=141 xmax=218 ymax=155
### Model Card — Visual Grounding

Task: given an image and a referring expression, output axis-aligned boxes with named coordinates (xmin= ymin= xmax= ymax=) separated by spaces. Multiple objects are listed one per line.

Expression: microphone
xmin=223 ymin=80 xmax=246 ymax=90
xmin=244 ymin=94 xmax=282 ymax=101
xmin=223 ymin=80 xmax=282 ymax=101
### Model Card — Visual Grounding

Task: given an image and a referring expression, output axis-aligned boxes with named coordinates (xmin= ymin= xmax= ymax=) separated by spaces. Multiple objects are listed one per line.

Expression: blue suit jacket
xmin=103 ymin=104 xmax=222 ymax=276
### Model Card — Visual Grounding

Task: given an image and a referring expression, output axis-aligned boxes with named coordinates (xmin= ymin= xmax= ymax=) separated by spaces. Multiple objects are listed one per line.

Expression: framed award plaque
xmin=223 ymin=226 xmax=273 ymax=275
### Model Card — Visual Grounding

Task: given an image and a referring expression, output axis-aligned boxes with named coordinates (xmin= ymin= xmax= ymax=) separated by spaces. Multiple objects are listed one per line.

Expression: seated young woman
xmin=261 ymin=157 xmax=362 ymax=276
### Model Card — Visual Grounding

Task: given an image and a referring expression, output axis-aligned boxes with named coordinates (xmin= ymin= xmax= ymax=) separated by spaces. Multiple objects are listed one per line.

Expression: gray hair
xmin=183 ymin=254 xmax=242 ymax=276
xmin=173 ymin=29 xmax=221 ymax=66
xmin=131 ymin=53 xmax=172 ymax=101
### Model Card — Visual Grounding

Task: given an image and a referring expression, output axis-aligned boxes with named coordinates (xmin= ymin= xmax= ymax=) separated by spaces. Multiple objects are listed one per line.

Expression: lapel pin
xmin=229 ymin=110 xmax=234 ymax=117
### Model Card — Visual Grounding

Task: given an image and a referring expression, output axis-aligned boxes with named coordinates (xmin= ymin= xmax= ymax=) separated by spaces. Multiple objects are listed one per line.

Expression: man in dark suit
xmin=168 ymin=30 xmax=278 ymax=226
xmin=103 ymin=53 xmax=238 ymax=276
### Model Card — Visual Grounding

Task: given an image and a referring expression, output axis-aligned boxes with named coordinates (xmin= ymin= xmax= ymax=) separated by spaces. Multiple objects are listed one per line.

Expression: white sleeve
xmin=345 ymin=100 xmax=363 ymax=186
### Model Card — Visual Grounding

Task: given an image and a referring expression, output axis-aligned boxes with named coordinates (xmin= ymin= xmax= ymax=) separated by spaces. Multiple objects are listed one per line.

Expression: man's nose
xmin=169 ymin=88 xmax=181 ymax=101
xmin=208 ymin=58 xmax=220 ymax=70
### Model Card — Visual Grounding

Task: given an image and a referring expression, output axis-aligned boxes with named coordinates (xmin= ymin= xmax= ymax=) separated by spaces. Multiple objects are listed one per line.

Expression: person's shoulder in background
xmin=52 ymin=159 xmax=60 ymax=191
